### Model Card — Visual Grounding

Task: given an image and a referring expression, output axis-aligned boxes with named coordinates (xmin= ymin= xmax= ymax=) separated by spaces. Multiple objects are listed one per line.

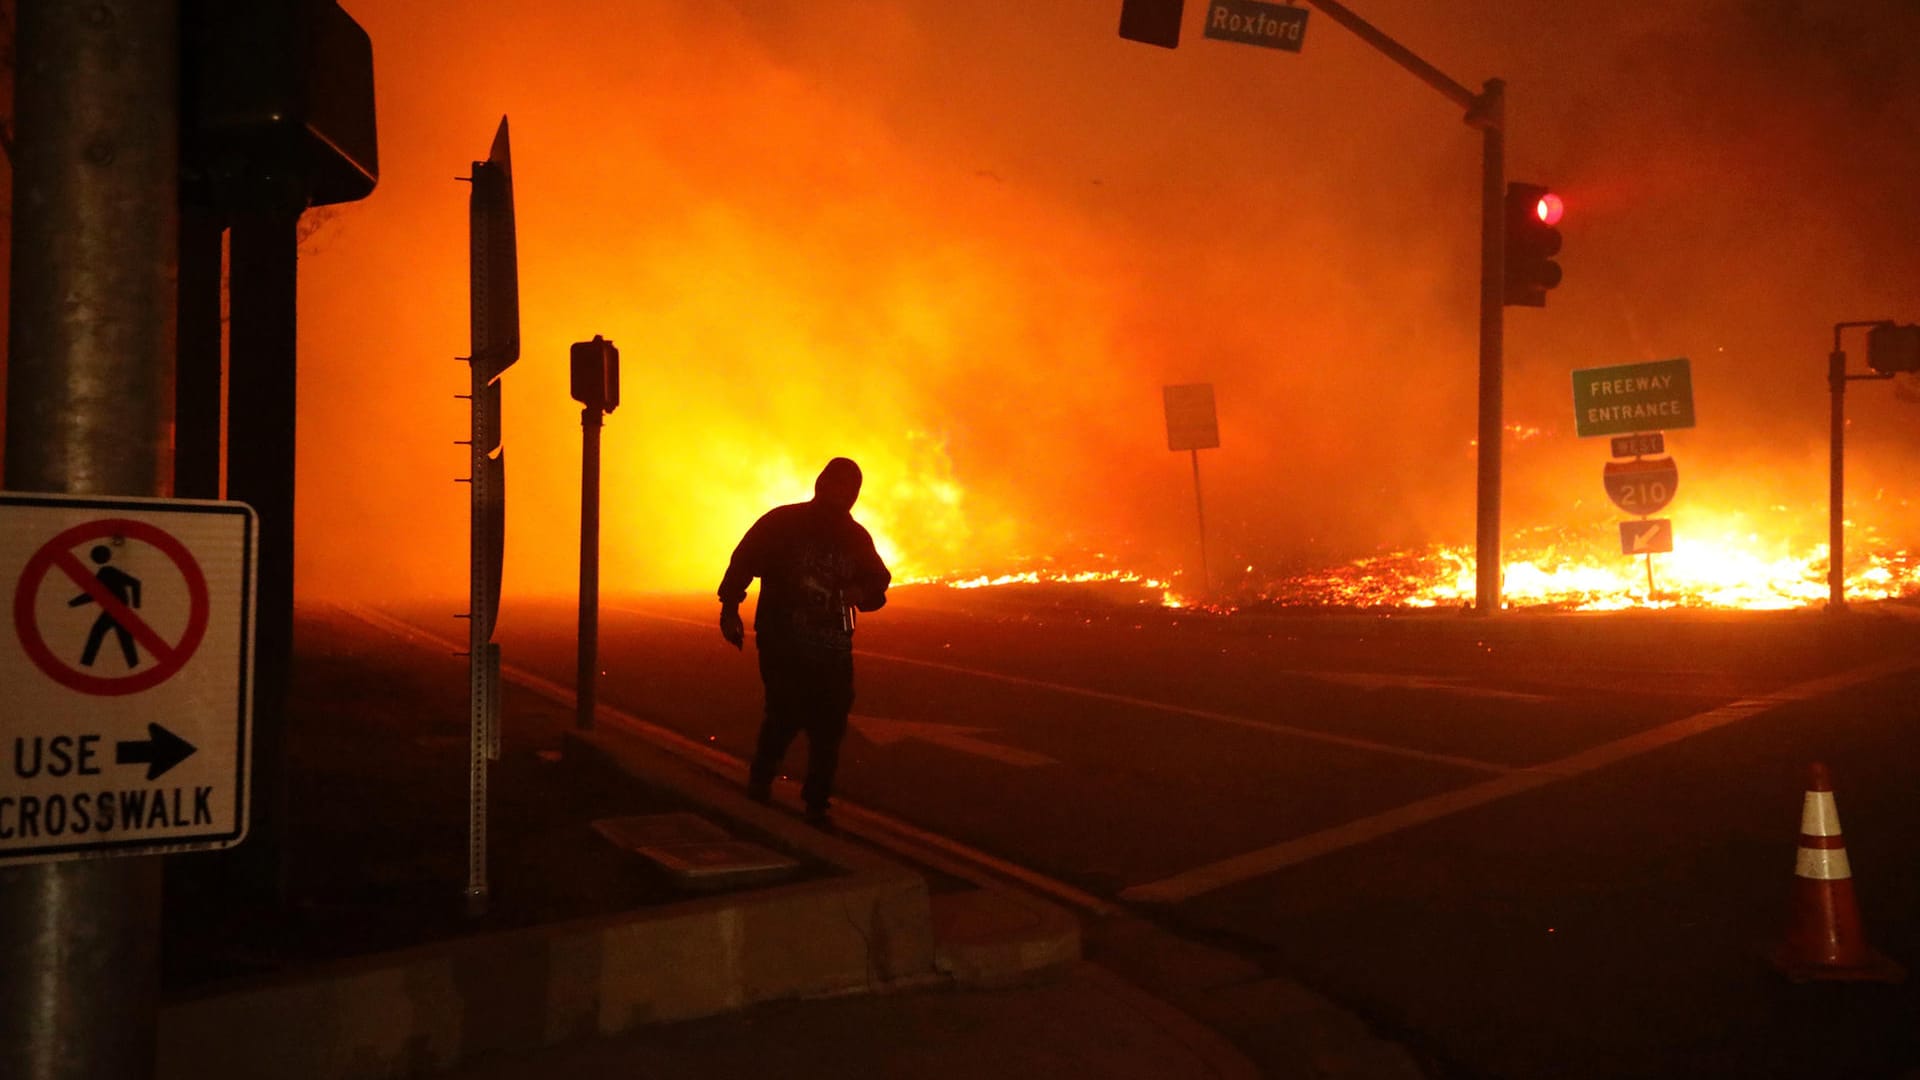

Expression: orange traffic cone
xmin=1768 ymin=762 xmax=1904 ymax=982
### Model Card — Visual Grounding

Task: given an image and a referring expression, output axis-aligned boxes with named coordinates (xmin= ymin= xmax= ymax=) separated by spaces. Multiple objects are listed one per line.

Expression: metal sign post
xmin=1 ymin=5 xmax=181 ymax=1076
xmin=1163 ymin=384 xmax=1219 ymax=596
xmin=460 ymin=118 xmax=520 ymax=916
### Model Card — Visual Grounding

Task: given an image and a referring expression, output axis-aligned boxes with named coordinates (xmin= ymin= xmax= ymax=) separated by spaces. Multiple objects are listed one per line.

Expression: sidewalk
xmin=156 ymin=605 xmax=1419 ymax=1079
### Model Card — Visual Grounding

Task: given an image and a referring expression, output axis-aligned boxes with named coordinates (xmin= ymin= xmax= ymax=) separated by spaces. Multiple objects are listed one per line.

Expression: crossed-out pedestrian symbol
xmin=12 ymin=518 xmax=209 ymax=696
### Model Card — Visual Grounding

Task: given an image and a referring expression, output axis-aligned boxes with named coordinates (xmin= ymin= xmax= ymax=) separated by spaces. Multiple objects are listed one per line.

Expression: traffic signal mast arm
xmin=1118 ymin=0 xmax=1516 ymax=613
xmin=1298 ymin=0 xmax=1479 ymax=113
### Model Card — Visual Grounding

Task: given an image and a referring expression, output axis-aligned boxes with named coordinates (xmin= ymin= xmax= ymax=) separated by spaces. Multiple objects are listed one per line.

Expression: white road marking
xmin=611 ymin=603 xmax=1516 ymax=775
xmin=849 ymin=714 xmax=1058 ymax=767
xmin=1306 ymin=671 xmax=1555 ymax=703
xmin=854 ymin=648 xmax=1518 ymax=775
xmin=1119 ymin=654 xmax=1920 ymax=904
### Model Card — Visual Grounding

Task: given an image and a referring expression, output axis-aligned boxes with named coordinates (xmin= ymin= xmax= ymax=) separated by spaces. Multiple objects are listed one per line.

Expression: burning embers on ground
xmin=903 ymin=520 xmax=1920 ymax=613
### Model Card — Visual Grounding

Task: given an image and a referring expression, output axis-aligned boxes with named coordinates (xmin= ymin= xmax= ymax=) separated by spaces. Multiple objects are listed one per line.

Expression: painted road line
xmin=338 ymin=604 xmax=1119 ymax=917
xmin=1306 ymin=671 xmax=1555 ymax=703
xmin=849 ymin=714 xmax=1059 ymax=767
xmin=609 ymin=605 xmax=1516 ymax=777
xmin=1119 ymin=653 xmax=1920 ymax=905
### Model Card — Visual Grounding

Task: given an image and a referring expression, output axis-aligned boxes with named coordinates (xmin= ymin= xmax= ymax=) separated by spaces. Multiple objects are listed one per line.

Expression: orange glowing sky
xmin=273 ymin=1 xmax=1920 ymax=601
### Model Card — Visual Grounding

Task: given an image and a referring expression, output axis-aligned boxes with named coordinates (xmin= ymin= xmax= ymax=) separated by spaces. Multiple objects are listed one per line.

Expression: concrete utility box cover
xmin=592 ymin=811 xmax=731 ymax=850
xmin=637 ymin=840 xmax=801 ymax=891
xmin=593 ymin=812 xmax=801 ymax=890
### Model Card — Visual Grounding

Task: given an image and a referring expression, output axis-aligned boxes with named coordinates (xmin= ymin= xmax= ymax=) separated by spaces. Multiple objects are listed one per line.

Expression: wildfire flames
xmin=267 ymin=3 xmax=1919 ymax=614
xmin=907 ymin=517 xmax=1920 ymax=613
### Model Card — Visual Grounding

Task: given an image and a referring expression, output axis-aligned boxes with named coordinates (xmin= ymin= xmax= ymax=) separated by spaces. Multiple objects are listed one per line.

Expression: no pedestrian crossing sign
xmin=1 ymin=493 xmax=256 ymax=866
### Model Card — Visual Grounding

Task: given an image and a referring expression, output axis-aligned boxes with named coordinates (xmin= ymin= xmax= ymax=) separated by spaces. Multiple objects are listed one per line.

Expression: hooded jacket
xmin=718 ymin=498 xmax=890 ymax=651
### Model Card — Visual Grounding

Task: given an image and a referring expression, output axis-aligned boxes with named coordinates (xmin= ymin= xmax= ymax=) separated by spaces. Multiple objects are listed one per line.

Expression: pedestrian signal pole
xmin=571 ymin=336 xmax=620 ymax=730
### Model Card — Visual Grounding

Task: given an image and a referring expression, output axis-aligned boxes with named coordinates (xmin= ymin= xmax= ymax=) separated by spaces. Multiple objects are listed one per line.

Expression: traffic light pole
xmin=1298 ymin=1 xmax=1508 ymax=612
xmin=1826 ymin=321 xmax=1897 ymax=611
xmin=0 ymin=4 xmax=179 ymax=1078
xmin=1472 ymin=84 xmax=1506 ymax=615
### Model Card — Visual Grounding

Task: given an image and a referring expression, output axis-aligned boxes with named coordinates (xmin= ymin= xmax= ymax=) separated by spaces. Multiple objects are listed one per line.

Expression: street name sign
xmin=1164 ymin=383 xmax=1220 ymax=451
xmin=1203 ymin=0 xmax=1309 ymax=52
xmin=1602 ymin=457 xmax=1678 ymax=516
xmin=1610 ymin=432 xmax=1665 ymax=459
xmin=1619 ymin=518 xmax=1674 ymax=555
xmin=1 ymin=493 xmax=256 ymax=866
xmin=1572 ymin=357 xmax=1695 ymax=438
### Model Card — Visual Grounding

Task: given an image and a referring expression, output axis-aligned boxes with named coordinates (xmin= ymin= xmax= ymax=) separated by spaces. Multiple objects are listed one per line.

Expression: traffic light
xmin=1867 ymin=323 xmax=1920 ymax=374
xmin=1119 ymin=0 xmax=1183 ymax=48
xmin=1504 ymin=182 xmax=1563 ymax=307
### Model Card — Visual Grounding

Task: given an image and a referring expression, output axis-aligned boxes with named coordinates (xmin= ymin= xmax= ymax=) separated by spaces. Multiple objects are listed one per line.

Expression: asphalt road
xmin=380 ymin=585 xmax=1920 ymax=1078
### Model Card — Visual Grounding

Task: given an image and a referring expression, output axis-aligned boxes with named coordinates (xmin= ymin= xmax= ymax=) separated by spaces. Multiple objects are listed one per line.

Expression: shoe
xmin=746 ymin=785 xmax=771 ymax=806
xmin=803 ymin=807 xmax=837 ymax=833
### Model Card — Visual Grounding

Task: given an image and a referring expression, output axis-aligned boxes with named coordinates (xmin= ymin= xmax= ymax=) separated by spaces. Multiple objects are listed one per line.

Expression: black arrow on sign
xmin=116 ymin=723 xmax=197 ymax=780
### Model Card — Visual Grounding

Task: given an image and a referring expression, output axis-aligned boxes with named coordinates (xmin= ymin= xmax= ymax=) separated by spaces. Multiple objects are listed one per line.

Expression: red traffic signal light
xmin=1119 ymin=0 xmax=1184 ymax=48
xmin=1504 ymin=181 xmax=1563 ymax=308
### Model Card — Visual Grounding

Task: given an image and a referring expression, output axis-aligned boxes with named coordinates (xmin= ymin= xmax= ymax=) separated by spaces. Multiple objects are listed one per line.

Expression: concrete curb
xmin=159 ymin=866 xmax=932 ymax=1080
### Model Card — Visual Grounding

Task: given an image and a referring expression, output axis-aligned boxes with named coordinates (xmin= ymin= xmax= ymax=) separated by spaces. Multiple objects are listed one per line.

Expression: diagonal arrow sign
xmin=115 ymin=722 xmax=197 ymax=780
xmin=848 ymin=714 xmax=1057 ymax=768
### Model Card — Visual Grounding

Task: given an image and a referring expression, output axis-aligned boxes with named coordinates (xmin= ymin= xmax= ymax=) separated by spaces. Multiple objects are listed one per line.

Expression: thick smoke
xmin=291 ymin=0 xmax=1920 ymax=601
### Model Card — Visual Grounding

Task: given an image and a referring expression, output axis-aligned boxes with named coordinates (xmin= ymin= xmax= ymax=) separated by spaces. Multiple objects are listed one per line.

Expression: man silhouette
xmin=69 ymin=544 xmax=142 ymax=668
xmin=719 ymin=458 xmax=891 ymax=828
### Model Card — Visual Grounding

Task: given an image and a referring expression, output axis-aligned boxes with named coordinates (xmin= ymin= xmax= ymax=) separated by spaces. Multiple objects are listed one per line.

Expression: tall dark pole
xmin=1829 ymin=343 xmax=1846 ymax=611
xmin=226 ymin=202 xmax=303 ymax=904
xmin=175 ymin=207 xmax=225 ymax=500
xmin=0 ymin=3 xmax=179 ymax=1078
xmin=1472 ymin=79 xmax=1506 ymax=614
xmin=576 ymin=406 xmax=603 ymax=729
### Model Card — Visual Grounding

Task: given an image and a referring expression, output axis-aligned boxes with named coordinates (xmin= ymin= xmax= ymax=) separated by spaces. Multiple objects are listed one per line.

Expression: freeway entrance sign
xmin=1203 ymin=0 xmax=1309 ymax=52
xmin=1 ymin=493 xmax=256 ymax=866
xmin=1572 ymin=357 xmax=1695 ymax=438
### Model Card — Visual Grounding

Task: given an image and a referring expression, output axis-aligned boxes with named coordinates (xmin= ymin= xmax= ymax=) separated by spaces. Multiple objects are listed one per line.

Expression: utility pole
xmin=0 ymin=3 xmax=180 ymax=1077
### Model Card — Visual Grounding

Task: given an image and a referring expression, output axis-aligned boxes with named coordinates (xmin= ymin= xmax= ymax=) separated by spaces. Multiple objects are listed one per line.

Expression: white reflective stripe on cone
xmin=1795 ymin=845 xmax=1853 ymax=881
xmin=1799 ymin=790 xmax=1843 ymax=837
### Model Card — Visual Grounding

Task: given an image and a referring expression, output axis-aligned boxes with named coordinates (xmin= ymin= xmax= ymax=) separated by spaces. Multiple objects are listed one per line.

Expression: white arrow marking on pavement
xmin=848 ymin=714 xmax=1058 ymax=768
xmin=1305 ymin=672 xmax=1554 ymax=703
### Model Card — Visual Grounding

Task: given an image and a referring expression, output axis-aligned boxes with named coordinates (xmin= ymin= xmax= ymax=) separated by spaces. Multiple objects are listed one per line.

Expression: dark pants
xmin=749 ymin=639 xmax=855 ymax=813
